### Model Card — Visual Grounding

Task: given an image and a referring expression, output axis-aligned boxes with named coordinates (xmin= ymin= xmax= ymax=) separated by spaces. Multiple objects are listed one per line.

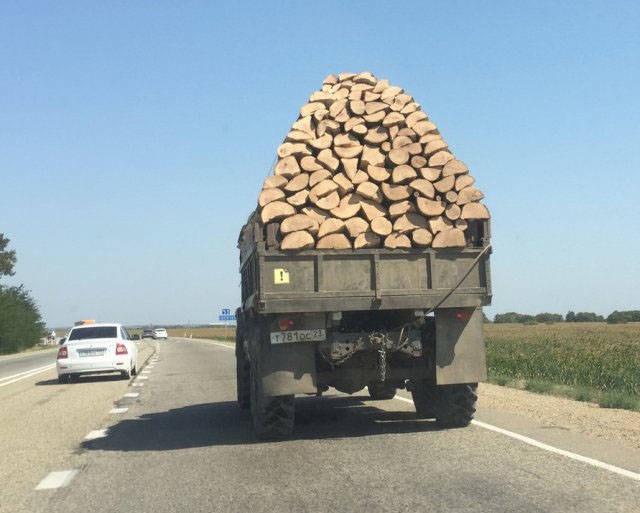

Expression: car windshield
xmin=68 ymin=326 xmax=117 ymax=340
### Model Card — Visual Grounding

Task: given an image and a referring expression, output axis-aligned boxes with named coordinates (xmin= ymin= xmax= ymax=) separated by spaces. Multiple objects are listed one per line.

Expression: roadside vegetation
xmin=485 ymin=322 xmax=640 ymax=412
xmin=0 ymin=234 xmax=46 ymax=355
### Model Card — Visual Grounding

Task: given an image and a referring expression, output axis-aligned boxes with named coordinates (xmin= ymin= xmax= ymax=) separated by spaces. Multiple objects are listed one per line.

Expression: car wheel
xmin=121 ymin=369 xmax=131 ymax=379
xmin=58 ymin=374 xmax=69 ymax=384
xmin=131 ymin=362 xmax=137 ymax=376
xmin=69 ymin=374 xmax=79 ymax=383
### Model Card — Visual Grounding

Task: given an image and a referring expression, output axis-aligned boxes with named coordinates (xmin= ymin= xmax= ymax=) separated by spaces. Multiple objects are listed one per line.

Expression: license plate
xmin=270 ymin=329 xmax=326 ymax=344
xmin=78 ymin=349 xmax=105 ymax=357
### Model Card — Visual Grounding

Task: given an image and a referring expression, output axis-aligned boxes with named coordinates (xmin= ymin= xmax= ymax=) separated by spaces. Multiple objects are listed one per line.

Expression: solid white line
xmin=0 ymin=364 xmax=56 ymax=387
xmin=209 ymin=341 xmax=234 ymax=350
xmin=35 ymin=470 xmax=78 ymax=490
xmin=0 ymin=363 xmax=56 ymax=381
xmin=393 ymin=395 xmax=640 ymax=481
xmin=84 ymin=429 xmax=108 ymax=440
xmin=123 ymin=392 xmax=139 ymax=398
xmin=109 ymin=407 xmax=128 ymax=414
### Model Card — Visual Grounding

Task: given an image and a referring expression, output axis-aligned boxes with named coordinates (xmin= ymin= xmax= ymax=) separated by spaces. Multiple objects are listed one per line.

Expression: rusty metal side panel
xmin=434 ymin=307 xmax=487 ymax=385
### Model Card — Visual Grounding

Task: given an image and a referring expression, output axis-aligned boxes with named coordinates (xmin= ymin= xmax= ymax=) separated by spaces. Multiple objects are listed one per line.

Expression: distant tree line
xmin=491 ymin=309 xmax=639 ymax=324
xmin=0 ymin=234 xmax=45 ymax=354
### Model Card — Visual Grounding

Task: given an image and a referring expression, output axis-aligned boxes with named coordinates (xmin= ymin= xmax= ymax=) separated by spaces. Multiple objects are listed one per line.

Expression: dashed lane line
xmin=392 ymin=394 xmax=640 ymax=482
xmin=84 ymin=429 xmax=108 ymax=441
xmin=109 ymin=407 xmax=128 ymax=414
xmin=123 ymin=392 xmax=139 ymax=398
xmin=35 ymin=470 xmax=78 ymax=490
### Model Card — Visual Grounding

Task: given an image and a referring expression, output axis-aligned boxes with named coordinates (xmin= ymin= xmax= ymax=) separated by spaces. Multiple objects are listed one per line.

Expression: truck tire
xmin=410 ymin=380 xmax=438 ymax=418
xmin=367 ymin=382 xmax=396 ymax=400
xmin=236 ymin=354 xmax=251 ymax=410
xmin=434 ymin=383 xmax=477 ymax=428
xmin=250 ymin=359 xmax=295 ymax=439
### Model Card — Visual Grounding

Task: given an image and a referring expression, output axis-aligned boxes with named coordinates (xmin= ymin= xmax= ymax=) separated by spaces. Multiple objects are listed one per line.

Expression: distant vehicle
xmin=142 ymin=329 xmax=154 ymax=339
xmin=153 ymin=328 xmax=168 ymax=339
xmin=56 ymin=323 xmax=139 ymax=383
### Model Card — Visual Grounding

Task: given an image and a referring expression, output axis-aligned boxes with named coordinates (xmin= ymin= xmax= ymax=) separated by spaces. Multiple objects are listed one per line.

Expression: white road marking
xmin=137 ymin=376 xmax=148 ymax=380
xmin=209 ymin=341 xmax=234 ymax=350
xmin=142 ymin=370 xmax=151 ymax=374
xmin=35 ymin=470 xmax=78 ymax=490
xmin=393 ymin=395 xmax=640 ymax=482
xmin=132 ymin=382 xmax=144 ymax=387
xmin=0 ymin=364 xmax=56 ymax=387
xmin=84 ymin=429 xmax=108 ymax=440
xmin=109 ymin=407 xmax=128 ymax=414
xmin=123 ymin=392 xmax=139 ymax=398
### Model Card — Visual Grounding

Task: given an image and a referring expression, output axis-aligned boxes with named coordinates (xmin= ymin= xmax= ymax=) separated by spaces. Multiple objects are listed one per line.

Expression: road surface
xmin=2 ymin=338 xmax=639 ymax=513
xmin=0 ymin=347 xmax=58 ymax=384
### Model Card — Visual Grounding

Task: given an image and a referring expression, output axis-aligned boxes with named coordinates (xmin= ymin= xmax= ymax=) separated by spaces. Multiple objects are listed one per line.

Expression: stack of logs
xmin=258 ymin=71 xmax=490 ymax=250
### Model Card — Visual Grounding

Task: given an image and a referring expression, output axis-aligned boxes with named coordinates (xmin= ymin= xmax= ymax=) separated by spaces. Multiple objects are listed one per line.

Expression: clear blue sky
xmin=1 ymin=1 xmax=639 ymax=327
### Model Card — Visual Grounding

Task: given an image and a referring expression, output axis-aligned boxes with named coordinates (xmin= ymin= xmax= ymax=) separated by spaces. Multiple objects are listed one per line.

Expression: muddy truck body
xmin=236 ymin=212 xmax=492 ymax=438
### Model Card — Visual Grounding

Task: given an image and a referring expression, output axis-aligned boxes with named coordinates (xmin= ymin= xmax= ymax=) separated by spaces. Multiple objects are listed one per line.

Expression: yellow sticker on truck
xmin=274 ymin=268 xmax=290 ymax=284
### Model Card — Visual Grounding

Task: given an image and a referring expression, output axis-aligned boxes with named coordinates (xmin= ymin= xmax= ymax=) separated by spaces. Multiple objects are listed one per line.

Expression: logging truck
xmin=235 ymin=213 xmax=492 ymax=438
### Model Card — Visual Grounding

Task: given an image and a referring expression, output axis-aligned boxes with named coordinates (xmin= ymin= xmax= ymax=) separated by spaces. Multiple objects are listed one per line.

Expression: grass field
xmin=485 ymin=322 xmax=640 ymax=411
xmin=164 ymin=326 xmax=236 ymax=341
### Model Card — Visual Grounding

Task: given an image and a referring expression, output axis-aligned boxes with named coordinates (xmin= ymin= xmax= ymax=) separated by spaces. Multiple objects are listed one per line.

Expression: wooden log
xmin=309 ymin=91 xmax=334 ymax=105
xmin=434 ymin=175 xmax=455 ymax=193
xmin=442 ymin=159 xmax=468 ymax=177
xmin=337 ymin=158 xmax=355 ymax=181
xmin=455 ymin=174 xmax=475 ymax=191
xmin=287 ymin=189 xmax=309 ymax=207
xmin=259 ymin=187 xmax=285 ymax=207
xmin=275 ymin=156 xmax=301 ymax=178
xmin=352 ymin=170 xmax=369 ymax=184
xmin=364 ymin=127 xmax=388 ymax=144
xmin=317 ymin=149 xmax=340 ymax=171
xmin=445 ymin=190 xmax=458 ymax=203
xmin=393 ymin=213 xmax=428 ymax=233
xmin=315 ymin=191 xmax=340 ymax=210
xmin=329 ymin=99 xmax=347 ymax=119
xmin=291 ymin=116 xmax=314 ymax=135
xmin=365 ymin=101 xmax=388 ymax=115
xmin=445 ymin=203 xmax=461 ymax=221
xmin=416 ymin=197 xmax=445 ymax=216
xmin=361 ymin=146 xmax=386 ymax=167
xmin=411 ymin=155 xmax=427 ymax=168
xmin=360 ymin=198 xmax=388 ymax=221
xmin=405 ymin=142 xmax=422 ymax=155
xmin=381 ymin=182 xmax=410 ymax=201
xmin=349 ymin=100 xmax=366 ymax=115
xmin=432 ymin=228 xmax=466 ymax=248
xmin=380 ymin=141 xmax=391 ymax=153
xmin=284 ymin=173 xmax=309 ymax=192
xmin=345 ymin=217 xmax=369 ymax=238
xmin=380 ymin=86 xmax=403 ymax=101
xmin=428 ymin=150 xmax=454 ymax=167
xmin=419 ymin=167 xmax=441 ymax=181
xmin=363 ymin=91 xmax=381 ymax=102
xmin=300 ymin=156 xmax=324 ymax=172
xmin=316 ymin=233 xmax=351 ymax=249
xmin=310 ymin=179 xmax=338 ymax=198
xmin=280 ymin=214 xmax=318 ymax=234
xmin=455 ymin=219 xmax=468 ymax=231
xmin=363 ymin=110 xmax=386 ymax=123
xmin=412 ymin=228 xmax=433 ymax=247
xmin=356 ymin=181 xmax=382 ymax=203
xmin=261 ymin=201 xmax=295 ymax=223
xmin=419 ymin=133 xmax=442 ymax=144
xmin=424 ymin=139 xmax=448 ymax=156
xmin=389 ymin=200 xmax=416 ymax=218
xmin=281 ymin=230 xmax=315 ymax=250
xmin=354 ymin=71 xmax=377 ymax=85
xmin=367 ymin=165 xmax=390 ymax=182
xmin=302 ymin=206 xmax=329 ymax=225
xmin=397 ymin=126 xmax=418 ymax=140
xmin=333 ymin=88 xmax=349 ymax=101
xmin=384 ymin=232 xmax=411 ymax=249
xmin=309 ymin=168 xmax=331 ymax=187
xmin=277 ymin=142 xmax=311 ymax=158
xmin=461 ymin=202 xmax=490 ymax=219
xmin=388 ymin=125 xmax=400 ymax=139
xmin=323 ymin=74 xmax=338 ymax=85
xmin=263 ymin=175 xmax=288 ymax=189
xmin=405 ymin=111 xmax=428 ymax=128
xmin=354 ymin=231 xmax=381 ymax=249
xmin=392 ymin=135 xmax=413 ymax=149
xmin=392 ymin=165 xmax=417 ymax=184
xmin=371 ymin=216 xmax=392 ymax=236
xmin=400 ymin=102 xmax=420 ymax=114
xmin=352 ymin=82 xmax=374 ymax=92
xmin=388 ymin=148 xmax=409 ymax=165
xmin=338 ymin=72 xmax=356 ymax=82
xmin=300 ymin=102 xmax=325 ymax=117
xmin=313 ymin=108 xmax=329 ymax=121
xmin=344 ymin=117 xmax=365 ymax=132
xmin=428 ymin=215 xmax=454 ymax=234
xmin=331 ymin=193 xmax=362 ymax=219
xmin=409 ymin=178 xmax=435 ymax=198
xmin=334 ymin=145 xmax=363 ymax=158
xmin=332 ymin=172 xmax=354 ymax=195
xmin=413 ymin=120 xmax=438 ymax=136
xmin=372 ymin=79 xmax=389 ymax=94
xmin=316 ymin=119 xmax=340 ymax=136
xmin=456 ymin=187 xmax=484 ymax=205
xmin=318 ymin=217 xmax=345 ymax=238
xmin=382 ymin=112 xmax=405 ymax=127
xmin=348 ymin=90 xmax=362 ymax=101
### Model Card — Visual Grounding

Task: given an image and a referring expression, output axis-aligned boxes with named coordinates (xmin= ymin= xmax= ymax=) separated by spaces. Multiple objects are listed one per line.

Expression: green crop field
xmin=485 ymin=322 xmax=640 ymax=411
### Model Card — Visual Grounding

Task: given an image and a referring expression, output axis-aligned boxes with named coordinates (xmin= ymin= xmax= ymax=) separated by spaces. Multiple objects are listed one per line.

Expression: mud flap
xmin=261 ymin=342 xmax=317 ymax=395
xmin=435 ymin=307 xmax=487 ymax=385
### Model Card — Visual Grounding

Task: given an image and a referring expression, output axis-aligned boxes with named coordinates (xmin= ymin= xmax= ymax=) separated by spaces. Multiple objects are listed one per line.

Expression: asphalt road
xmin=0 ymin=340 xmax=640 ymax=513
xmin=0 ymin=347 xmax=58 ymax=383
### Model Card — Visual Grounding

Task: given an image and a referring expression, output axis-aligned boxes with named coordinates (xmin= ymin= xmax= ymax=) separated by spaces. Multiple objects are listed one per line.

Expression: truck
xmin=236 ymin=211 xmax=492 ymax=438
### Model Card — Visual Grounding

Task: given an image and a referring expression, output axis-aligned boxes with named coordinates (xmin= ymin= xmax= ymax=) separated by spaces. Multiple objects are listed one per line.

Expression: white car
xmin=153 ymin=328 xmax=168 ymax=339
xmin=56 ymin=323 xmax=139 ymax=383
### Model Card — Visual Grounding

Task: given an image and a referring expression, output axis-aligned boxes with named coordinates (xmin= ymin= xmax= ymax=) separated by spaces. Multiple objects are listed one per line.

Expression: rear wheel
xmin=250 ymin=357 xmax=294 ymax=439
xmin=367 ymin=382 xmax=396 ymax=400
xmin=236 ymin=354 xmax=251 ymax=410
xmin=69 ymin=373 xmax=79 ymax=383
xmin=411 ymin=381 xmax=477 ymax=427
xmin=120 ymin=369 xmax=131 ymax=379
xmin=58 ymin=374 xmax=69 ymax=384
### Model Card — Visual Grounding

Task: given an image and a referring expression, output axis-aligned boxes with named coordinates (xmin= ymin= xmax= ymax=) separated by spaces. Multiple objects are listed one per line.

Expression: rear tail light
xmin=278 ymin=318 xmax=295 ymax=331
xmin=57 ymin=346 xmax=68 ymax=359
xmin=116 ymin=343 xmax=128 ymax=355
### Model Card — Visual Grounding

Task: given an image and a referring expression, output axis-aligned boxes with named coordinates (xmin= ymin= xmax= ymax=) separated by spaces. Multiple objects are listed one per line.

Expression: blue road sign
xmin=218 ymin=315 xmax=236 ymax=321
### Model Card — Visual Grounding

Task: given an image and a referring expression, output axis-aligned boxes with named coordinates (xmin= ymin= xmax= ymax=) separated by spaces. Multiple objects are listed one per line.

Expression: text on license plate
xmin=79 ymin=350 xmax=105 ymax=357
xmin=270 ymin=329 xmax=326 ymax=344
